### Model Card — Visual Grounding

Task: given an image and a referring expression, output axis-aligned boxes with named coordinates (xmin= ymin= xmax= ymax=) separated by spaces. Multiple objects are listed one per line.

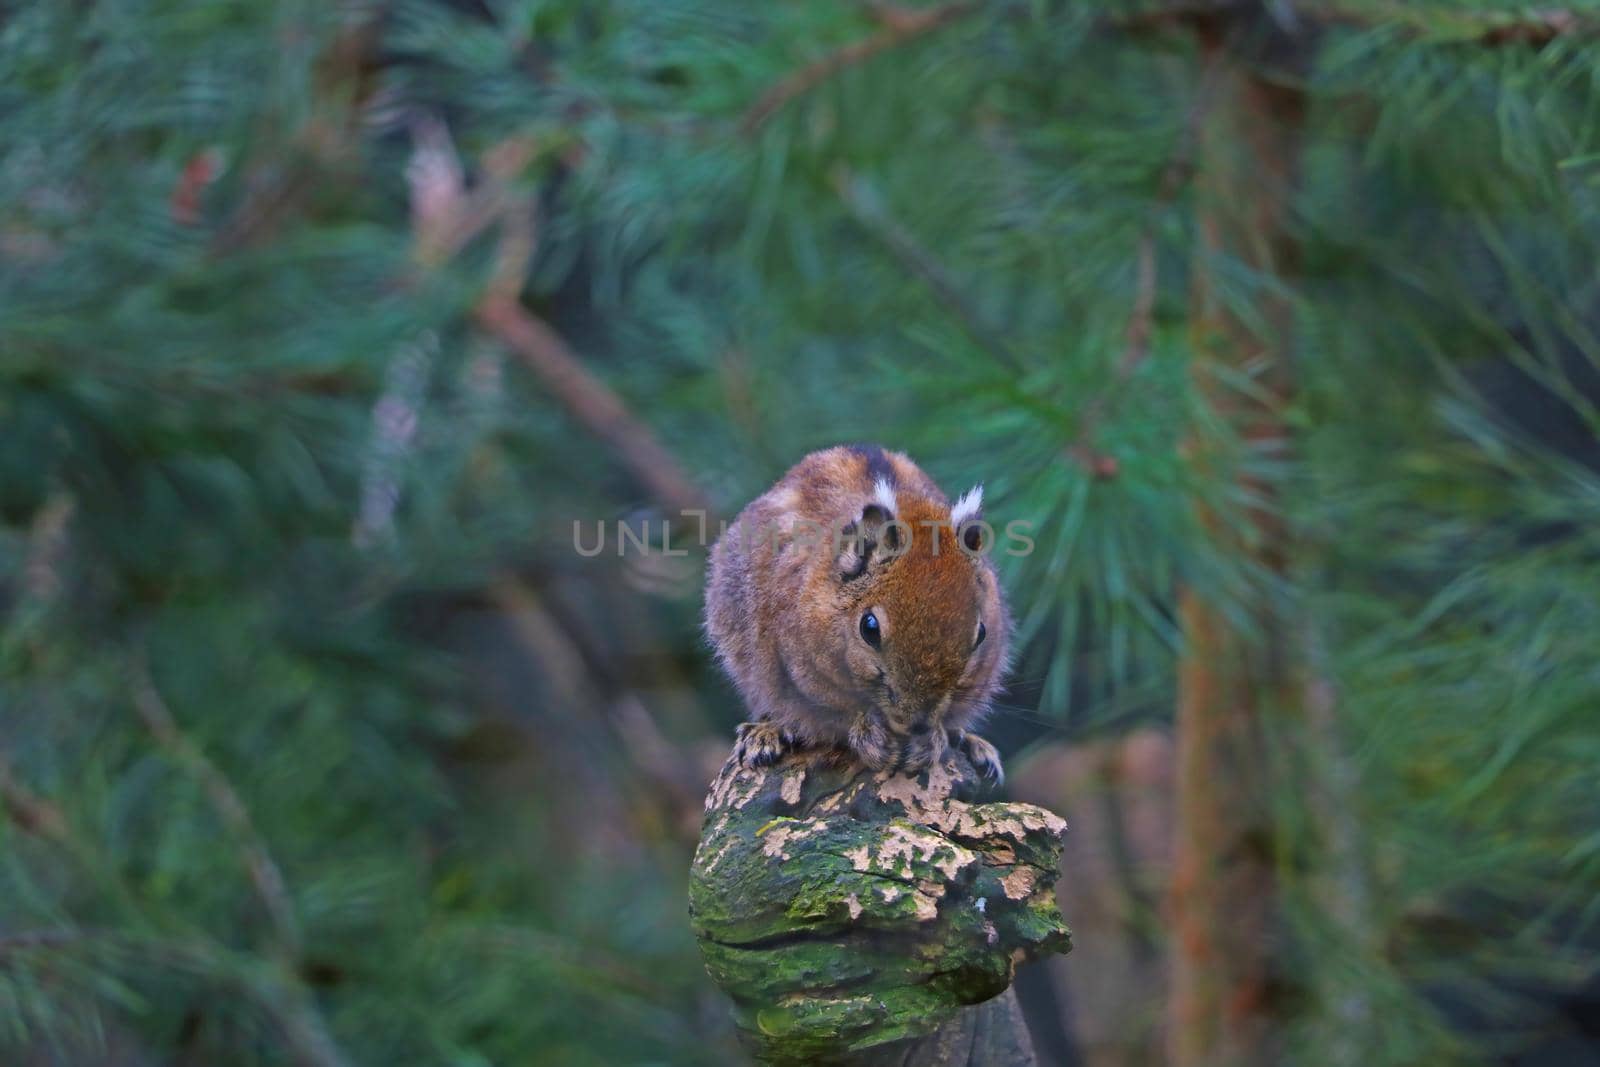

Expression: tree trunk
xmin=689 ymin=749 xmax=1071 ymax=1065
xmin=1169 ymin=15 xmax=1308 ymax=1067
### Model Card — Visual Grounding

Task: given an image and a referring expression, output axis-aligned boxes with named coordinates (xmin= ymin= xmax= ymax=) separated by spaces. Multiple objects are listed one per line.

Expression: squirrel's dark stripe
xmin=847 ymin=443 xmax=896 ymax=488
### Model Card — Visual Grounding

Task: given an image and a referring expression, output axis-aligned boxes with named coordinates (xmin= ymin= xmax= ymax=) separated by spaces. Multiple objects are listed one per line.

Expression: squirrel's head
xmin=823 ymin=481 xmax=1009 ymax=769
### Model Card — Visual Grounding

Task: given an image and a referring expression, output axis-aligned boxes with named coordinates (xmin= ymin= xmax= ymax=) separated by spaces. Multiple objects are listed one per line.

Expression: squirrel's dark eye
xmin=860 ymin=611 xmax=881 ymax=648
xmin=974 ymin=622 xmax=987 ymax=649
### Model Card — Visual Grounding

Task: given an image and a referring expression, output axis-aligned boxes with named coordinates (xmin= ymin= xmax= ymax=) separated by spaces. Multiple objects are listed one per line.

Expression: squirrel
xmin=704 ymin=444 xmax=1010 ymax=782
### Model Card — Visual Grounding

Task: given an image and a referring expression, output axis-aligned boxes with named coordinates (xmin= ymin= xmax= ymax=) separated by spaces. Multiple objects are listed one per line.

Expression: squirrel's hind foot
xmin=733 ymin=721 xmax=798 ymax=768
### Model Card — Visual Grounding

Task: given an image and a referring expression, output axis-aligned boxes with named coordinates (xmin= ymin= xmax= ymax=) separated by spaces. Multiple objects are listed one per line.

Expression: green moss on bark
xmin=689 ymin=750 xmax=1071 ymax=1064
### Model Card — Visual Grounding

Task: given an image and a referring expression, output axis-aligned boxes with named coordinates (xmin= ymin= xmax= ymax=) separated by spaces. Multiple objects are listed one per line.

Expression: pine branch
xmin=209 ymin=11 xmax=385 ymax=254
xmin=1111 ymin=1 xmax=1599 ymax=45
xmin=5 ymin=739 xmax=345 ymax=1067
xmin=1067 ymin=50 xmax=1223 ymax=478
xmin=739 ymin=1 xmax=982 ymax=135
xmin=458 ymin=922 xmax=676 ymax=1002
xmin=400 ymin=121 xmax=716 ymax=522
xmin=488 ymin=578 xmax=706 ymax=840
xmin=408 ymin=119 xmax=538 ymax=272
xmin=471 ymin=161 xmax=716 ymax=521
xmin=478 ymin=297 xmax=719 ymax=519
xmin=1319 ymin=3 xmax=1600 ymax=45
xmin=130 ymin=657 xmax=303 ymax=964
xmin=0 ymin=750 xmax=152 ymax=918
xmin=0 ymin=929 xmax=351 ymax=1067
xmin=1121 ymin=64 xmax=1218 ymax=377
xmin=0 ymin=754 xmax=69 ymax=841
xmin=252 ymin=977 xmax=353 ymax=1067
xmin=830 ymin=165 xmax=1020 ymax=372
xmin=0 ymin=929 xmax=84 ymax=952
xmin=22 ymin=494 xmax=74 ymax=606
xmin=1105 ymin=1 xmax=1244 ymax=36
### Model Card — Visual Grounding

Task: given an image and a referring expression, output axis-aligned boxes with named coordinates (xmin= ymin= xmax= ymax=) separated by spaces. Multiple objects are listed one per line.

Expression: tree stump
xmin=689 ymin=748 xmax=1072 ymax=1065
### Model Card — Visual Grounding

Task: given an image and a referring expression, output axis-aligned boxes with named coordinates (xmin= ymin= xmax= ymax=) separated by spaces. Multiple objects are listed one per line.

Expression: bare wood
xmin=830 ymin=988 xmax=1039 ymax=1066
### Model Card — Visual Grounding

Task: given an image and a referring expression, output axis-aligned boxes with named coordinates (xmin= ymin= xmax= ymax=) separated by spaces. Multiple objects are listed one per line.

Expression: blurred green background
xmin=4 ymin=1 xmax=1600 ymax=1064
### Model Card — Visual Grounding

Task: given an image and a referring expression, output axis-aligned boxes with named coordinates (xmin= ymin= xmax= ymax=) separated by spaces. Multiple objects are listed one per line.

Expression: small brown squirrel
xmin=704 ymin=445 xmax=1010 ymax=781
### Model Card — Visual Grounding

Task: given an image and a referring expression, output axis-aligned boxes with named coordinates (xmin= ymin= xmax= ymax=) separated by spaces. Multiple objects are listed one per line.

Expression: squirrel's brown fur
xmin=704 ymin=445 xmax=1010 ymax=780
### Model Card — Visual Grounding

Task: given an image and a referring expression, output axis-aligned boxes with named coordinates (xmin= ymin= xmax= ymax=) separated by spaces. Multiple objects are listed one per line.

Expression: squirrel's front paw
xmin=848 ymin=714 xmax=894 ymax=771
xmin=733 ymin=721 xmax=796 ymax=768
xmin=950 ymin=730 xmax=1004 ymax=786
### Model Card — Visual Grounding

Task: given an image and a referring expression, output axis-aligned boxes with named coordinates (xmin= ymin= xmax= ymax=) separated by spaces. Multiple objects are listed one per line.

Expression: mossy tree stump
xmin=689 ymin=748 xmax=1071 ymax=1065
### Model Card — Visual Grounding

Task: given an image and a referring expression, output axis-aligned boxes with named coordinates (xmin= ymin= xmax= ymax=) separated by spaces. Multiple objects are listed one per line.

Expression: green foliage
xmin=2 ymin=0 xmax=1598 ymax=1063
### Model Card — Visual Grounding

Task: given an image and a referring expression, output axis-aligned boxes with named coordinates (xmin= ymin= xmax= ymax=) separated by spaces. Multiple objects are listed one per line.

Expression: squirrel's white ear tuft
xmin=872 ymin=477 xmax=897 ymax=516
xmin=950 ymin=484 xmax=984 ymax=526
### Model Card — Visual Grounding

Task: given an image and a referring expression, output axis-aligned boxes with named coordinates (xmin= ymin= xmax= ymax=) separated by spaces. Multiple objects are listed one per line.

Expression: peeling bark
xmin=690 ymin=749 xmax=1071 ymax=1065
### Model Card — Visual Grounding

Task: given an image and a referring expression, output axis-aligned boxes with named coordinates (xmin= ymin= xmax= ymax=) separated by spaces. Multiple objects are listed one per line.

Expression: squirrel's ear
xmin=836 ymin=522 xmax=869 ymax=580
xmin=950 ymin=484 xmax=983 ymax=526
xmin=837 ymin=490 xmax=901 ymax=580
xmin=952 ymin=484 xmax=984 ymax=553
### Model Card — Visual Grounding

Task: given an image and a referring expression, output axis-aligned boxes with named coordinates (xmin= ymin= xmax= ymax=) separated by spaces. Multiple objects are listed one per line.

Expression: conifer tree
xmin=3 ymin=2 xmax=1598 ymax=1064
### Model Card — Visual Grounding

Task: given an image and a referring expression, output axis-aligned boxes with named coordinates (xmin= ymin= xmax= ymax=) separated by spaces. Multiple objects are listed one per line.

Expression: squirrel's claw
xmin=951 ymin=730 xmax=1005 ymax=787
xmin=734 ymin=721 xmax=795 ymax=768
